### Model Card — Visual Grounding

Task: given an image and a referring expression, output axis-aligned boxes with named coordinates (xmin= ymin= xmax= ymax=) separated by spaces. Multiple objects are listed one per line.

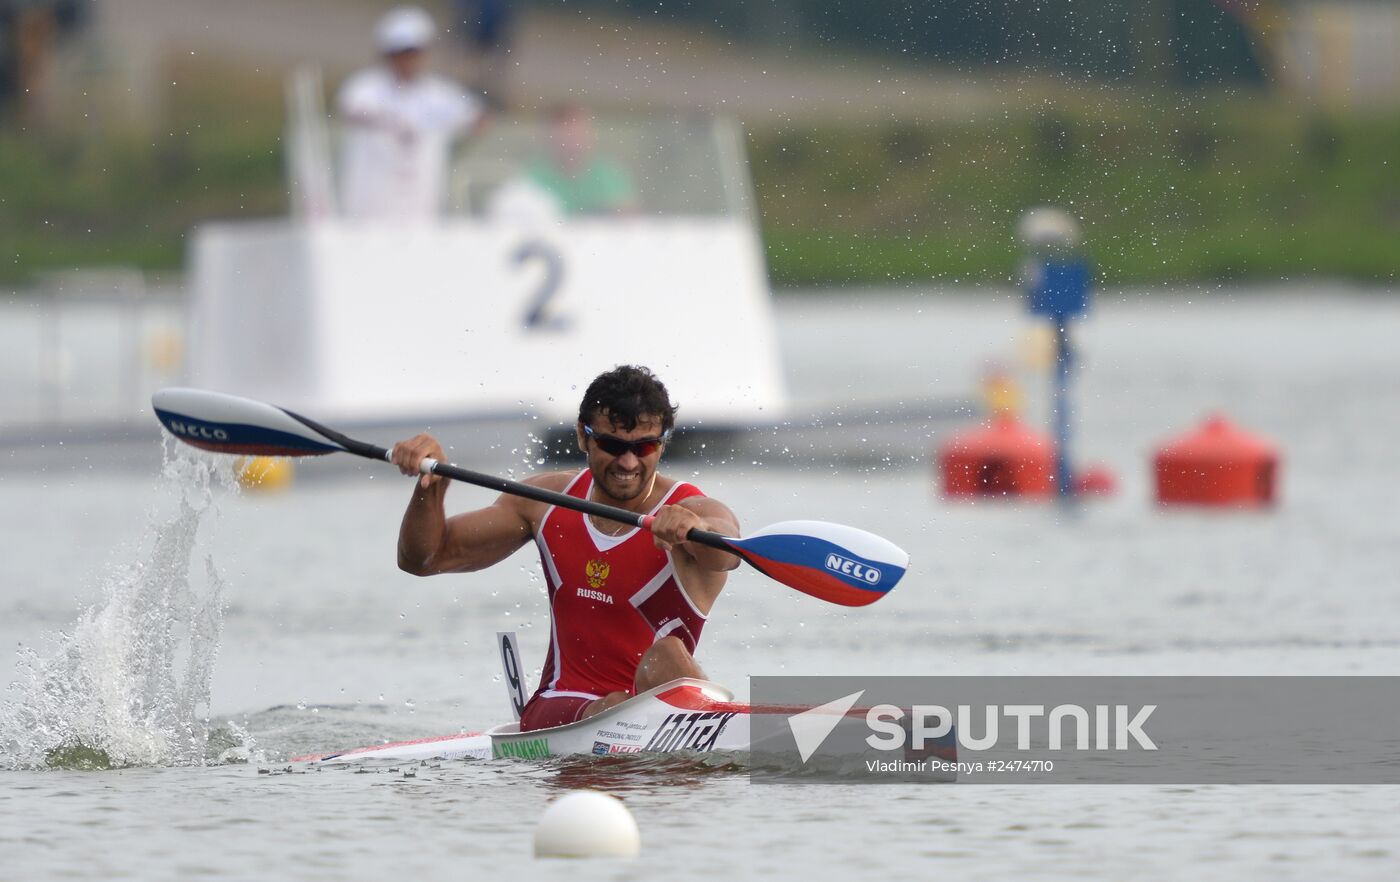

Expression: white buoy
xmin=533 ymin=790 xmax=640 ymax=859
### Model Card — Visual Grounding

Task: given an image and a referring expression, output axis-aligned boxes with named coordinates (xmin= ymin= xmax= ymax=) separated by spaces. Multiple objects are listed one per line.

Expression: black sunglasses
xmin=583 ymin=425 xmax=669 ymax=458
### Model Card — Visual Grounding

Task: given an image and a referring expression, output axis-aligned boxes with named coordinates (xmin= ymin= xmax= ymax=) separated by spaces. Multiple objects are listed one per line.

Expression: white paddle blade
xmin=151 ymin=388 xmax=345 ymax=456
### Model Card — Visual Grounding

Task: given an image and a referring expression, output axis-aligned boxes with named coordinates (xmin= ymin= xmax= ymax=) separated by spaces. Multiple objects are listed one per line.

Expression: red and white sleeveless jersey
xmin=531 ymin=470 xmax=708 ymax=701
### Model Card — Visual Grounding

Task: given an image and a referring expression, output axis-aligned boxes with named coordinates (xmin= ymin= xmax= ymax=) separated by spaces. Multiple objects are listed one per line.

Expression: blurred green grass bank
xmin=7 ymin=92 xmax=1396 ymax=289
xmin=2 ymin=7 xmax=1400 ymax=294
xmin=1 ymin=58 xmax=288 ymax=286
xmin=751 ymin=103 xmax=1400 ymax=288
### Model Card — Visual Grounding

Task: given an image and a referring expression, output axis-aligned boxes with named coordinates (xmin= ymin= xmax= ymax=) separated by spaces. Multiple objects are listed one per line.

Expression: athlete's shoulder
xmin=663 ymin=477 xmax=736 ymax=525
xmin=522 ymin=470 xmax=580 ymax=493
xmin=513 ymin=470 xmax=580 ymax=534
xmin=657 ymin=474 xmax=705 ymax=500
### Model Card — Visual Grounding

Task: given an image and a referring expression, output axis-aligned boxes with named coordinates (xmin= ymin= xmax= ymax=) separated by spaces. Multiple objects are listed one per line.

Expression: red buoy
xmin=1073 ymin=464 xmax=1118 ymax=497
xmin=939 ymin=415 xmax=1054 ymax=498
xmin=1154 ymin=414 xmax=1279 ymax=507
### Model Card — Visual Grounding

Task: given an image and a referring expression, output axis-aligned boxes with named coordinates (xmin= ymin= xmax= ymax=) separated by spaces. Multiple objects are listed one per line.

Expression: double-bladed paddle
xmin=150 ymin=388 xmax=907 ymax=606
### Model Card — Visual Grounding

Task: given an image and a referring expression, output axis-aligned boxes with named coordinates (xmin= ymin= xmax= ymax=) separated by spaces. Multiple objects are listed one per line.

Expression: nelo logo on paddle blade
xmin=165 ymin=420 xmax=229 ymax=442
xmin=824 ymin=553 xmax=881 ymax=585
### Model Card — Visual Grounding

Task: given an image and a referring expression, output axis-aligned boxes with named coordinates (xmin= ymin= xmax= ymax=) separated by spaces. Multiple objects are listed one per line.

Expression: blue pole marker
xmin=1026 ymin=257 xmax=1091 ymax=502
xmin=1053 ymin=324 xmax=1073 ymax=500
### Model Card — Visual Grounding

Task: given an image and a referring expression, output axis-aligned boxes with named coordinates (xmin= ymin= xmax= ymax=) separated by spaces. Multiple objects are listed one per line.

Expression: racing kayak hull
xmin=293 ymin=678 xmax=955 ymax=769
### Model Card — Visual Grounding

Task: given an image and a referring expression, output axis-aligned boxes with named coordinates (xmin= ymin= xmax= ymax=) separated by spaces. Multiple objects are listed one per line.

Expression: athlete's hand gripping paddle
xmin=151 ymin=388 xmax=908 ymax=606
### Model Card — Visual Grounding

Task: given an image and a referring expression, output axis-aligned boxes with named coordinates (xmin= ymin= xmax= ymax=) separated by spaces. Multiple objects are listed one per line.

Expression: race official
xmin=338 ymin=6 xmax=485 ymax=220
xmin=391 ymin=366 xmax=740 ymax=731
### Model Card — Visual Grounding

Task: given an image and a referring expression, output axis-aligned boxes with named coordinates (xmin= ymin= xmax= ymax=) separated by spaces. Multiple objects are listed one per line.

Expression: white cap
xmin=376 ymin=6 xmax=435 ymax=53
xmin=1016 ymin=206 xmax=1081 ymax=249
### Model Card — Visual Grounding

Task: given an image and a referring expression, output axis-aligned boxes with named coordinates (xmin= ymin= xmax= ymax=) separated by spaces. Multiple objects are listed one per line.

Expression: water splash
xmin=0 ymin=439 xmax=240 ymax=770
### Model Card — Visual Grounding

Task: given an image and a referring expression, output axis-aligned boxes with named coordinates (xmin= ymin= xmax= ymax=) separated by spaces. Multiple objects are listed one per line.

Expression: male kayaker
xmin=391 ymin=365 xmax=740 ymax=731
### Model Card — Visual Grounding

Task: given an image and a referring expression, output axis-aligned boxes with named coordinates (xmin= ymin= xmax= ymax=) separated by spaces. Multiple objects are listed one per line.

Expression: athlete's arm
xmin=391 ymin=433 xmax=559 ymax=575
xmin=650 ymin=497 xmax=741 ymax=573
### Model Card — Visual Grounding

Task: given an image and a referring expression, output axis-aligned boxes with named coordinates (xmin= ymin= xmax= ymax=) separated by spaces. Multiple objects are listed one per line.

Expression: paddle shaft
xmin=293 ymin=412 xmax=734 ymax=553
xmin=152 ymin=387 xmax=906 ymax=604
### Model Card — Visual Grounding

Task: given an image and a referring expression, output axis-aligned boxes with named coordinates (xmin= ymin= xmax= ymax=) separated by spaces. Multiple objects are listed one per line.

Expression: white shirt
xmin=337 ymin=66 xmax=482 ymax=220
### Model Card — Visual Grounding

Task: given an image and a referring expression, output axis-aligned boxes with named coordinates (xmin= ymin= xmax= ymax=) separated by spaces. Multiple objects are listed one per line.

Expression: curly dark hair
xmin=577 ymin=365 xmax=678 ymax=434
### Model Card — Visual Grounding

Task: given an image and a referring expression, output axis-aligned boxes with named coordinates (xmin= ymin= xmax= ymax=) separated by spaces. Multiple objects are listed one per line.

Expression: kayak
xmin=292 ymin=678 xmax=957 ymax=769
xmin=296 ymin=679 xmax=778 ymax=764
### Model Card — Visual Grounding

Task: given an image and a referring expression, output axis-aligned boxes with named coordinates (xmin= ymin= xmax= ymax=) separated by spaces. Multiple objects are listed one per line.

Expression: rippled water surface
xmin=3 ymin=288 xmax=1399 ymax=880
